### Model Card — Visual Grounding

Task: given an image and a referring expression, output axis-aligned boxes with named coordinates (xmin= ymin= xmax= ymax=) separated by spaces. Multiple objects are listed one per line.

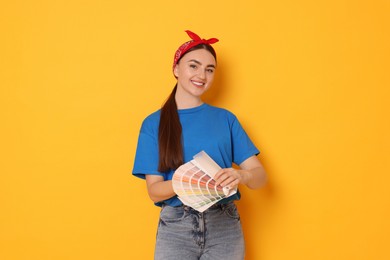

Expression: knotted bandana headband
xmin=173 ymin=30 xmax=219 ymax=73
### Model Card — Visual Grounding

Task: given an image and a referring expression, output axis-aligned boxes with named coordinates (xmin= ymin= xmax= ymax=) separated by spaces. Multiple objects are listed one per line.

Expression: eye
xmin=206 ymin=68 xmax=215 ymax=73
xmin=189 ymin=64 xmax=197 ymax=69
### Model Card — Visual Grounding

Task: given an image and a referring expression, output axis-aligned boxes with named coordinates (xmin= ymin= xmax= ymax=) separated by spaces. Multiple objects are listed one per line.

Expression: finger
xmin=213 ymin=170 xmax=225 ymax=180
xmin=219 ymin=176 xmax=237 ymax=187
xmin=220 ymin=171 xmax=241 ymax=187
xmin=214 ymin=173 xmax=228 ymax=186
xmin=214 ymin=168 xmax=232 ymax=179
xmin=214 ymin=170 xmax=232 ymax=185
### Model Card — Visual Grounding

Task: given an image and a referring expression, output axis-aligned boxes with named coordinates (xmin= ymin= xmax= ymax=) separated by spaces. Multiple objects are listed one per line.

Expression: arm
xmin=145 ymin=175 xmax=176 ymax=203
xmin=214 ymin=155 xmax=267 ymax=190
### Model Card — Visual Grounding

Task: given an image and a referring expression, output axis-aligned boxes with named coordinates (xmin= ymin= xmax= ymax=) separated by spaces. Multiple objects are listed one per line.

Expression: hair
xmin=158 ymin=44 xmax=217 ymax=172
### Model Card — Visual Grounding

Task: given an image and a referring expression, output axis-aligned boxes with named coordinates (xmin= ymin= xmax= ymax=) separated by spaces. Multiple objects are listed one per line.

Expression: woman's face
xmin=174 ymin=49 xmax=216 ymax=98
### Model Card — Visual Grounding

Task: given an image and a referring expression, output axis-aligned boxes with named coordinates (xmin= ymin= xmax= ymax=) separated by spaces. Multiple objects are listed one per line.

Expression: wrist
xmin=239 ymin=169 xmax=250 ymax=185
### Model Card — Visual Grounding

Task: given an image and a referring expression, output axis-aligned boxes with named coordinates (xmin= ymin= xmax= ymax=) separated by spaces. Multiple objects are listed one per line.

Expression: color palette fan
xmin=172 ymin=151 xmax=237 ymax=212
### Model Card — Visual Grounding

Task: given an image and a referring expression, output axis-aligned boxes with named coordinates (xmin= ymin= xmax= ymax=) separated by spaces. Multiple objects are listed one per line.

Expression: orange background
xmin=1 ymin=0 xmax=389 ymax=259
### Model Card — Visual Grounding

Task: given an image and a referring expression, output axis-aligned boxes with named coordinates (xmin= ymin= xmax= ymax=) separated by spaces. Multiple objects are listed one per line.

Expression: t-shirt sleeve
xmin=230 ymin=114 xmax=260 ymax=165
xmin=132 ymin=117 xmax=163 ymax=179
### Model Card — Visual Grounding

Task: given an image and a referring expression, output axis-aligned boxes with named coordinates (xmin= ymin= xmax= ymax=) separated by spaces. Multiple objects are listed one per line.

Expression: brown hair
xmin=158 ymin=44 xmax=217 ymax=172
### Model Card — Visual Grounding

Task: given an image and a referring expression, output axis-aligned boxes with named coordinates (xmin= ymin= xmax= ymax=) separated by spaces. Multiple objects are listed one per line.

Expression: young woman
xmin=133 ymin=30 xmax=267 ymax=260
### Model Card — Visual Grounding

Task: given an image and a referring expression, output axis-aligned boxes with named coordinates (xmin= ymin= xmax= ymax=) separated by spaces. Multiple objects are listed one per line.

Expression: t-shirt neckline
xmin=178 ymin=103 xmax=208 ymax=114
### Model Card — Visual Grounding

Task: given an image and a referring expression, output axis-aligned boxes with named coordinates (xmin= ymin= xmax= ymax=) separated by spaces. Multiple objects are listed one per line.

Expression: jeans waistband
xmin=166 ymin=201 xmax=234 ymax=213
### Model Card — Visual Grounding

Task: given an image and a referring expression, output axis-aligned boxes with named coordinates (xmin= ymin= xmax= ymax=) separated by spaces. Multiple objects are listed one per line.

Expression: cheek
xmin=175 ymin=65 xmax=189 ymax=77
xmin=207 ymin=74 xmax=215 ymax=84
xmin=179 ymin=68 xmax=193 ymax=78
xmin=205 ymin=80 xmax=214 ymax=91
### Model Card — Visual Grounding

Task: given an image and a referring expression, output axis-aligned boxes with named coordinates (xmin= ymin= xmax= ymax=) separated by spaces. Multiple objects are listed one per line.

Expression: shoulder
xmin=143 ymin=109 xmax=161 ymax=123
xmin=204 ymin=104 xmax=238 ymax=122
xmin=140 ymin=109 xmax=161 ymax=133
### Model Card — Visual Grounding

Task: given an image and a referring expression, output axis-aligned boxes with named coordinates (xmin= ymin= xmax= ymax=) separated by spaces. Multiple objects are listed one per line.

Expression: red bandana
xmin=173 ymin=30 xmax=219 ymax=73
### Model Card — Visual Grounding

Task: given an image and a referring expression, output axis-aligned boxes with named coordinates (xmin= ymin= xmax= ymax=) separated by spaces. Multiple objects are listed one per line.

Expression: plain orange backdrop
xmin=1 ymin=1 xmax=389 ymax=259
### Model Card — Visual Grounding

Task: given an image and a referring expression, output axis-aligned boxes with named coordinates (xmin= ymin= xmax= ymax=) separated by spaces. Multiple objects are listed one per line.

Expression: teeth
xmin=192 ymin=81 xmax=204 ymax=86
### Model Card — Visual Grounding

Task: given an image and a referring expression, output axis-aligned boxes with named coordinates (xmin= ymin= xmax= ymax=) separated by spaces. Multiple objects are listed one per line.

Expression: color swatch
xmin=172 ymin=151 xmax=237 ymax=212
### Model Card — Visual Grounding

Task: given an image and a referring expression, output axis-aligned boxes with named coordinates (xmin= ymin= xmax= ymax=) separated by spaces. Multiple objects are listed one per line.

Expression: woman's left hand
xmin=213 ymin=156 xmax=268 ymax=190
xmin=214 ymin=168 xmax=244 ymax=190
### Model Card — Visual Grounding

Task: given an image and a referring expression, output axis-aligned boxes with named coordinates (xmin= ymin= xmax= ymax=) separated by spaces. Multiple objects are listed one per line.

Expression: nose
xmin=198 ymin=69 xmax=206 ymax=80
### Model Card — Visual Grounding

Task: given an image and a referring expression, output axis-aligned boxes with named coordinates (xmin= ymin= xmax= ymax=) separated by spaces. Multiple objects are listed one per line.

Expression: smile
xmin=191 ymin=81 xmax=205 ymax=87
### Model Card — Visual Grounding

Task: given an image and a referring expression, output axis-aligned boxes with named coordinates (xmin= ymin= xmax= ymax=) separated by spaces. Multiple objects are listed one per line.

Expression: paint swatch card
xmin=172 ymin=151 xmax=237 ymax=212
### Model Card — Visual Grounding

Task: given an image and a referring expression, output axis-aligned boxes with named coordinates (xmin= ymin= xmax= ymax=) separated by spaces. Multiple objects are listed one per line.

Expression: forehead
xmin=181 ymin=49 xmax=216 ymax=65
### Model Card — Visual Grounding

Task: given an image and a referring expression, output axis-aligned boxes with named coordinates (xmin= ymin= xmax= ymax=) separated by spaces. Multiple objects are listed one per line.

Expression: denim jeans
xmin=154 ymin=202 xmax=245 ymax=260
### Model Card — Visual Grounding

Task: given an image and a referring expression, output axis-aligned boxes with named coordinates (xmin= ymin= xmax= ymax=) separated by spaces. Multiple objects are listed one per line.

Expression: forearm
xmin=147 ymin=180 xmax=176 ymax=203
xmin=239 ymin=166 xmax=267 ymax=189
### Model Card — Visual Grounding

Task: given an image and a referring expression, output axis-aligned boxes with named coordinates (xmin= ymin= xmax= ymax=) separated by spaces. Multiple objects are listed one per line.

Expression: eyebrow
xmin=187 ymin=59 xmax=216 ymax=68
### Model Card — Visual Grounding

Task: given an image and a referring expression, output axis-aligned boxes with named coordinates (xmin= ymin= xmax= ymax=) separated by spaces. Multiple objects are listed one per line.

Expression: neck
xmin=175 ymin=87 xmax=204 ymax=110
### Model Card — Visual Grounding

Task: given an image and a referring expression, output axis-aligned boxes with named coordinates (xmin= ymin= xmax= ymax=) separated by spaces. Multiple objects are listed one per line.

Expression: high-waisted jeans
xmin=154 ymin=202 xmax=245 ymax=260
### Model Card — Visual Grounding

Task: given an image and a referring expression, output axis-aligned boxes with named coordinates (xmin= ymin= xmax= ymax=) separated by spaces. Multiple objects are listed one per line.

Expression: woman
xmin=133 ymin=30 xmax=267 ymax=260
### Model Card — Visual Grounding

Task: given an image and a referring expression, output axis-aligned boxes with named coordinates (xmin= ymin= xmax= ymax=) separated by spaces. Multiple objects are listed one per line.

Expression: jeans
xmin=154 ymin=202 xmax=245 ymax=260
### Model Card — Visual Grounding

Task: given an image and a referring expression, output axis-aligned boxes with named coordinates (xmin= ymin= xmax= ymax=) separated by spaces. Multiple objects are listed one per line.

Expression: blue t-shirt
xmin=132 ymin=103 xmax=259 ymax=206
